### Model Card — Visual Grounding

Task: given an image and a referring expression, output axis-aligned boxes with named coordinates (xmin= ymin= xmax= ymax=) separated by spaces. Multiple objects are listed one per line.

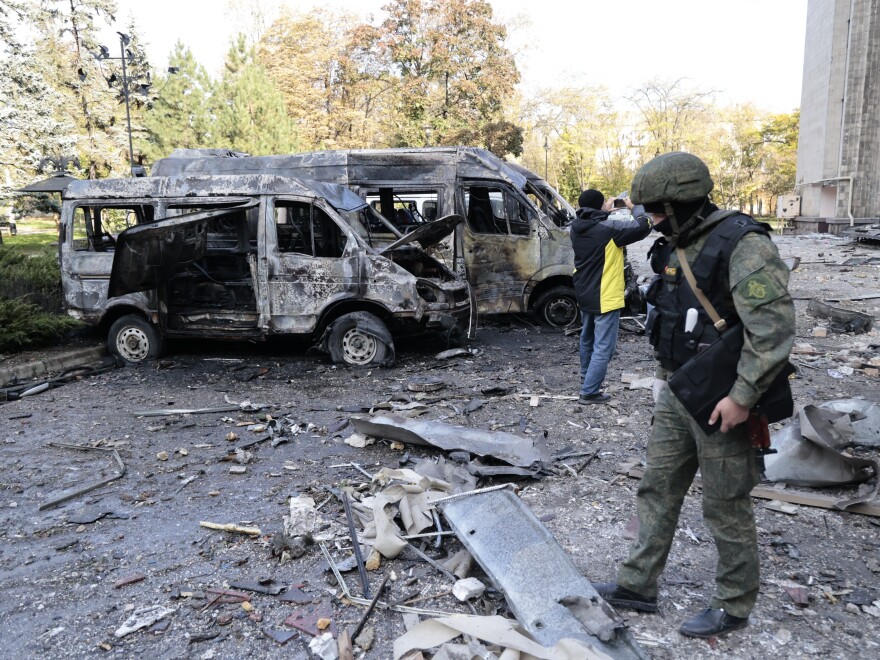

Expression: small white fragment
xmin=452 ymin=577 xmax=486 ymax=602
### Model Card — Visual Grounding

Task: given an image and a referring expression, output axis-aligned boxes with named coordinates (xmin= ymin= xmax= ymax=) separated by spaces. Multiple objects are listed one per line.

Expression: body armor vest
xmin=646 ymin=211 xmax=770 ymax=372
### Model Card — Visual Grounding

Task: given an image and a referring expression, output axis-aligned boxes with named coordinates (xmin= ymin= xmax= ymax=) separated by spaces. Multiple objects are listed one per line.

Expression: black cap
xmin=578 ymin=189 xmax=604 ymax=210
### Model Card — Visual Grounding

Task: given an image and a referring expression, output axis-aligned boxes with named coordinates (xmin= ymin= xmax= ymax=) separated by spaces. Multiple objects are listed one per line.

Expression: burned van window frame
xmin=166 ymin=200 xmax=257 ymax=253
xmin=363 ymin=188 xmax=442 ymax=233
xmin=463 ymin=185 xmax=535 ymax=237
xmin=71 ymin=203 xmax=155 ymax=252
xmin=273 ymin=199 xmax=347 ymax=258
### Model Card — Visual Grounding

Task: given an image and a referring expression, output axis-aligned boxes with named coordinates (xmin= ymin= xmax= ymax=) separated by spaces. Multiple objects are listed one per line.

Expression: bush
xmin=0 ymin=244 xmax=65 ymax=312
xmin=0 ymin=244 xmax=83 ymax=351
xmin=0 ymin=298 xmax=82 ymax=352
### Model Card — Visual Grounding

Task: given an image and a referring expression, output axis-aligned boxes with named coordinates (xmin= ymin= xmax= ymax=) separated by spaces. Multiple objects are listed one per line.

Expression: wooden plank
xmin=622 ymin=466 xmax=880 ymax=518
xmin=750 ymin=486 xmax=880 ymax=517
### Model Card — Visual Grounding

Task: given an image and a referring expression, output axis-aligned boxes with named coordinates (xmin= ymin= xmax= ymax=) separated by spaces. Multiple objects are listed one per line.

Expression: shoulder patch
xmin=738 ymin=272 xmax=782 ymax=304
xmin=746 ymin=278 xmax=768 ymax=300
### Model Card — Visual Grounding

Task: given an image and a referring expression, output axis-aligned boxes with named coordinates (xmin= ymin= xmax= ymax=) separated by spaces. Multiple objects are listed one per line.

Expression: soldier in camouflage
xmin=594 ymin=152 xmax=796 ymax=638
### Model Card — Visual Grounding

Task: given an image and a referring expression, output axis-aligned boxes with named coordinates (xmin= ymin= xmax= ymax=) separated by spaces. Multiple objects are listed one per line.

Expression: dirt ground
xmin=0 ymin=231 xmax=878 ymax=659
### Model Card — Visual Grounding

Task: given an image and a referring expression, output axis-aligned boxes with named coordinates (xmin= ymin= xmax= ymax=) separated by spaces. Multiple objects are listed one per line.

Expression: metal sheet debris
xmin=819 ymin=399 xmax=880 ymax=447
xmin=133 ymin=405 xmax=242 ymax=417
xmin=437 ymin=488 xmax=646 ymax=659
xmin=114 ymin=605 xmax=175 ymax=638
xmin=806 ymin=299 xmax=873 ymax=333
xmin=764 ymin=405 xmax=880 ymax=509
xmin=351 ymin=414 xmax=551 ymax=471
xmin=39 ymin=444 xmax=126 ymax=511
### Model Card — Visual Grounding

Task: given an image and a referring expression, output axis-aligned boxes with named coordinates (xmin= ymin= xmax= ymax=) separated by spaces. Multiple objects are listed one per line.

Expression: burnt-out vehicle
xmin=151 ymin=148 xmax=581 ymax=328
xmin=58 ymin=174 xmax=473 ymax=366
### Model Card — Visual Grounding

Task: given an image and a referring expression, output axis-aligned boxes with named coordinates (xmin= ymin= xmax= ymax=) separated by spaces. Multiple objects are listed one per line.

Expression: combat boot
xmin=592 ymin=582 xmax=658 ymax=613
xmin=679 ymin=608 xmax=748 ymax=638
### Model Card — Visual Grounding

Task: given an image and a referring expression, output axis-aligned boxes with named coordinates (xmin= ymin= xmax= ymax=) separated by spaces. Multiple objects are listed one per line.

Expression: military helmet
xmin=630 ymin=152 xmax=713 ymax=205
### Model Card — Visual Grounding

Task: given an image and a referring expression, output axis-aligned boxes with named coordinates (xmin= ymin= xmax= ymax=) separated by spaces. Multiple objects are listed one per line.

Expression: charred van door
xmin=108 ymin=203 xmax=262 ymax=336
xmin=460 ymin=183 xmax=540 ymax=315
xmin=62 ymin=202 xmax=154 ymax=317
xmin=263 ymin=198 xmax=360 ymax=334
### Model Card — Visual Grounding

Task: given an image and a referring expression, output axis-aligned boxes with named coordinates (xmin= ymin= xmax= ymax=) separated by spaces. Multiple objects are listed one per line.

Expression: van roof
xmin=150 ymin=147 xmax=529 ymax=190
xmin=63 ymin=174 xmax=367 ymax=211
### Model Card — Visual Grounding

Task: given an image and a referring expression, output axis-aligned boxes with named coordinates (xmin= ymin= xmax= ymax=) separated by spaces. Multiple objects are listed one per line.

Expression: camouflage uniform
xmin=616 ymin=217 xmax=795 ymax=618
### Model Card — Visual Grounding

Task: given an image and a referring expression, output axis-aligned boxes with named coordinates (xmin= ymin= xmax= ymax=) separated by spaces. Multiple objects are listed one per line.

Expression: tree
xmin=213 ymin=35 xmax=296 ymax=155
xmin=0 ymin=0 xmax=78 ymax=208
xmin=259 ymin=9 xmax=389 ymax=150
xmin=140 ymin=42 xmax=215 ymax=163
xmin=627 ymin=78 xmax=715 ymax=160
xmin=31 ymin=0 xmax=134 ymax=178
xmin=710 ymin=104 xmax=766 ymax=210
xmin=378 ymin=0 xmax=522 ymax=152
xmin=760 ymin=110 xmax=799 ymax=203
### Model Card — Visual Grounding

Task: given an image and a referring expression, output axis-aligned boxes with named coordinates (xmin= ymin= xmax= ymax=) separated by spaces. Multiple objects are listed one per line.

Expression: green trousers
xmin=616 ymin=386 xmax=760 ymax=618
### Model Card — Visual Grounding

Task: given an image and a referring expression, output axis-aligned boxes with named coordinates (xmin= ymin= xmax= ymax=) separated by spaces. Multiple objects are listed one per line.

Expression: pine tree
xmin=0 ymin=1 xmax=78 ymax=204
xmin=140 ymin=42 xmax=215 ymax=163
xmin=213 ymin=35 xmax=295 ymax=155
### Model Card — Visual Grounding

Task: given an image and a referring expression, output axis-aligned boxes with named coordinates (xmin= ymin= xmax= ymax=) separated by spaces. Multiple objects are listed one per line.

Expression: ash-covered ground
xmin=0 ymin=231 xmax=878 ymax=659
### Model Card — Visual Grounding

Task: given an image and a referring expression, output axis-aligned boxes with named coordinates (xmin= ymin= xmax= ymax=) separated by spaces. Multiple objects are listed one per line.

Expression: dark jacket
xmin=571 ymin=206 xmax=651 ymax=313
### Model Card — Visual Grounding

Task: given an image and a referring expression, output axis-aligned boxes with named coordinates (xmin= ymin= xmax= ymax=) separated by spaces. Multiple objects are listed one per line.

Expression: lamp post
xmin=118 ymin=34 xmax=135 ymax=176
xmin=96 ymin=32 xmax=176 ymax=176
xmin=543 ymin=136 xmax=549 ymax=180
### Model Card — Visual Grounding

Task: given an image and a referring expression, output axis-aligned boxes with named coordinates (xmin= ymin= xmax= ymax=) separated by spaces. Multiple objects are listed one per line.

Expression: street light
xmin=543 ymin=136 xmax=550 ymax=180
xmin=95 ymin=32 xmax=175 ymax=176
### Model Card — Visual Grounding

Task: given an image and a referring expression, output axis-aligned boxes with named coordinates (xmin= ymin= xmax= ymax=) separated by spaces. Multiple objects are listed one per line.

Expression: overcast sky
xmin=103 ymin=0 xmax=807 ymax=113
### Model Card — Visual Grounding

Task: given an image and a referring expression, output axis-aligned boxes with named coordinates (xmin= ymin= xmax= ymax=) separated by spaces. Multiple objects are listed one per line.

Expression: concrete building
xmin=795 ymin=0 xmax=880 ymax=233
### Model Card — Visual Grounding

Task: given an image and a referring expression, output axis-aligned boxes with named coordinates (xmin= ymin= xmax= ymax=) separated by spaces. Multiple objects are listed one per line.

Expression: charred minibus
xmin=152 ymin=147 xmax=581 ymax=328
xmin=58 ymin=174 xmax=473 ymax=366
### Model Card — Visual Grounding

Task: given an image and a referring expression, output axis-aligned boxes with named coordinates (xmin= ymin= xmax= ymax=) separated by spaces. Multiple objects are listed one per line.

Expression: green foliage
xmin=140 ymin=42 xmax=216 ymax=162
xmin=379 ymin=0 xmax=522 ymax=150
xmin=0 ymin=245 xmax=64 ymax=311
xmin=12 ymin=193 xmax=61 ymax=219
xmin=0 ymin=298 xmax=81 ymax=352
xmin=214 ymin=35 xmax=296 ymax=155
xmin=0 ymin=244 xmax=80 ymax=352
xmin=2 ymin=232 xmax=57 ymax=255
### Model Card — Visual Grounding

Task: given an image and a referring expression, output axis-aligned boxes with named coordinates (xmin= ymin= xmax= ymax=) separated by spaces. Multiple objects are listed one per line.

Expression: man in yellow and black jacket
xmin=571 ymin=189 xmax=651 ymax=403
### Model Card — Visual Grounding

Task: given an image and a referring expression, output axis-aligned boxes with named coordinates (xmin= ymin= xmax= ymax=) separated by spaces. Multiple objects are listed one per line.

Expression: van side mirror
xmin=59 ymin=224 xmax=66 ymax=243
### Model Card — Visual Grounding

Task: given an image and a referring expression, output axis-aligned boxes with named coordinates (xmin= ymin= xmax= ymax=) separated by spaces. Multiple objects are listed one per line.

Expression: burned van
xmin=151 ymin=148 xmax=581 ymax=328
xmin=58 ymin=174 xmax=473 ymax=366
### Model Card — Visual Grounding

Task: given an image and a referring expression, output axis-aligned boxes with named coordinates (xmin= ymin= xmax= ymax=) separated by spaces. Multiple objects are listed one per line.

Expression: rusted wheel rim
xmin=341 ymin=328 xmax=378 ymax=365
xmin=117 ymin=327 xmax=150 ymax=362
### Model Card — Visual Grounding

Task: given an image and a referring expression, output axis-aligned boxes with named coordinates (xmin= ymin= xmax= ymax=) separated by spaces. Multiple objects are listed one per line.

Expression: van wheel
xmin=326 ymin=312 xmax=394 ymax=367
xmin=108 ymin=314 xmax=164 ymax=364
xmin=533 ymin=286 xmax=578 ymax=328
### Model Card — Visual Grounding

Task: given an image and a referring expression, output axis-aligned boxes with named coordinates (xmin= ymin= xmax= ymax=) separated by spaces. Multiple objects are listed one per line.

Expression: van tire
xmin=108 ymin=314 xmax=164 ymax=364
xmin=326 ymin=312 xmax=394 ymax=367
xmin=533 ymin=286 xmax=578 ymax=328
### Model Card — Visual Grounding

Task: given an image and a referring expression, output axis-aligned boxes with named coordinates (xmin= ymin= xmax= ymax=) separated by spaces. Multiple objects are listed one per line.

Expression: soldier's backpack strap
xmin=675 ymin=211 xmax=770 ymax=333
xmin=676 ymin=247 xmax=728 ymax=331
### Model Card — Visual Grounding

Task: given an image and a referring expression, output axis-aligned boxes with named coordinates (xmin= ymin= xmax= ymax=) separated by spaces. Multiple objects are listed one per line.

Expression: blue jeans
xmin=579 ymin=309 xmax=620 ymax=396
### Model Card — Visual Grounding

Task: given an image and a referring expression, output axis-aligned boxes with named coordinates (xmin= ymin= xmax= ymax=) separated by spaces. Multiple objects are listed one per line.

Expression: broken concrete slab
xmin=437 ymin=488 xmax=646 ymax=659
xmin=351 ymin=413 xmax=551 ymax=471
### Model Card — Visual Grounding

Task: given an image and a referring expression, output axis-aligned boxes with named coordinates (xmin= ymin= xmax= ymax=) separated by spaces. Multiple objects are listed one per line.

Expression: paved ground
xmin=0 ymin=231 xmax=878 ymax=659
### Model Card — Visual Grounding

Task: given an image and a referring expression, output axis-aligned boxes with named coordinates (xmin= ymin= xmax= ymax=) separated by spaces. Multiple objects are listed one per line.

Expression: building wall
xmin=795 ymin=0 xmax=880 ymax=222
xmin=839 ymin=0 xmax=880 ymax=219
